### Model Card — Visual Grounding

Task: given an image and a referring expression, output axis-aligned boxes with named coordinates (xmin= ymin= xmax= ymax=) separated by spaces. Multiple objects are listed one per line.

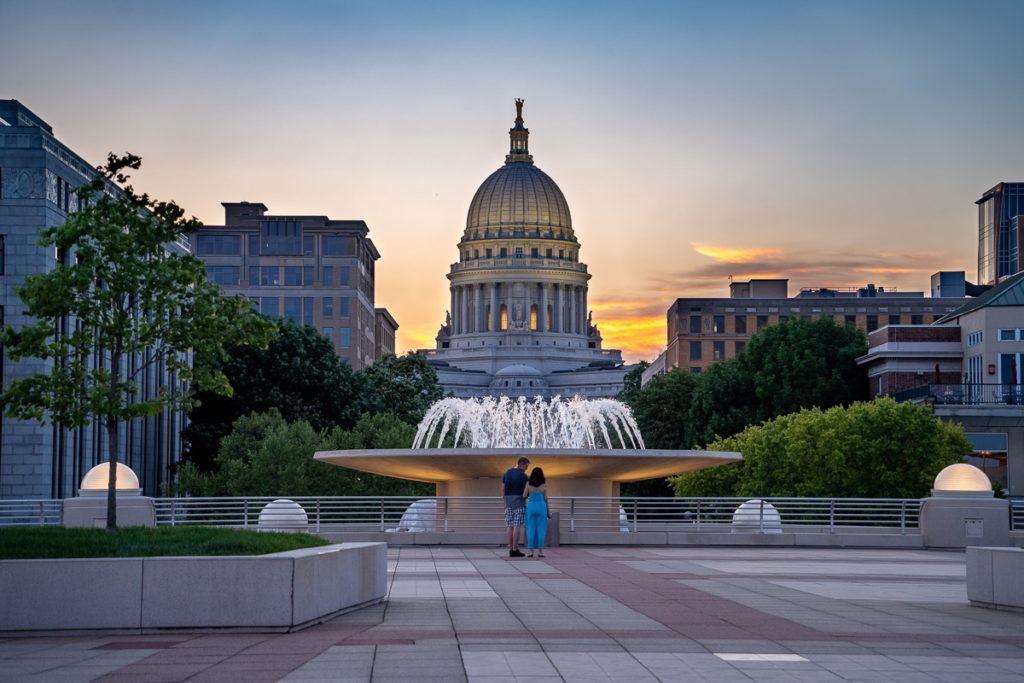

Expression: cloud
xmin=691 ymin=243 xmax=784 ymax=263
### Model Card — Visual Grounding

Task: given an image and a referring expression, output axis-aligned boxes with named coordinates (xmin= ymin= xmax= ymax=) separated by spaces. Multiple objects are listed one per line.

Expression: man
xmin=501 ymin=456 xmax=530 ymax=557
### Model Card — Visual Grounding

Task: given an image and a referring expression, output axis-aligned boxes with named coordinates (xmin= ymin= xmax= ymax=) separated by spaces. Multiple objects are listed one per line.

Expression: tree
xmin=629 ymin=368 xmax=699 ymax=450
xmin=616 ymin=361 xmax=649 ymax=407
xmin=670 ymin=398 xmax=971 ymax=498
xmin=184 ymin=322 xmax=362 ymax=471
xmin=357 ymin=352 xmax=443 ymax=425
xmin=739 ymin=316 xmax=868 ymax=422
xmin=0 ymin=154 xmax=274 ymax=528
xmin=176 ymin=410 xmax=431 ymax=497
xmin=686 ymin=358 xmax=757 ymax=447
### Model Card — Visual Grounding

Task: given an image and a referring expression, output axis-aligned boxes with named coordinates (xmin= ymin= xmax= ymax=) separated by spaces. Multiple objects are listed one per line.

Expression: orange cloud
xmin=691 ymin=243 xmax=784 ymax=263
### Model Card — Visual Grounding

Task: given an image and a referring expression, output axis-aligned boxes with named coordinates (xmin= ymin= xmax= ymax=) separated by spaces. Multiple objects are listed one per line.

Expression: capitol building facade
xmin=420 ymin=101 xmax=632 ymax=398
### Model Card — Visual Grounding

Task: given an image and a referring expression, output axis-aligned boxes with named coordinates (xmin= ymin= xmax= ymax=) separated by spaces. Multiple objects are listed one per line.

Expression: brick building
xmin=192 ymin=202 xmax=397 ymax=370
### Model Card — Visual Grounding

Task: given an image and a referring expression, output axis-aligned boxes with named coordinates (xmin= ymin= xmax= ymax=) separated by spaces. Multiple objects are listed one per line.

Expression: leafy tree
xmin=176 ymin=410 xmax=430 ymax=497
xmin=687 ymin=358 xmax=757 ymax=447
xmin=0 ymin=154 xmax=274 ymax=528
xmin=630 ymin=368 xmax=699 ymax=450
xmin=357 ymin=352 xmax=443 ymax=425
xmin=670 ymin=398 xmax=971 ymax=498
xmin=616 ymin=361 xmax=649 ymax=407
xmin=183 ymin=322 xmax=361 ymax=471
xmin=740 ymin=316 xmax=868 ymax=422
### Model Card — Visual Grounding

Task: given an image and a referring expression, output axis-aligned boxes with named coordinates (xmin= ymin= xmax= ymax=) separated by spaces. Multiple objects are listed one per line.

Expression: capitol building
xmin=420 ymin=101 xmax=632 ymax=398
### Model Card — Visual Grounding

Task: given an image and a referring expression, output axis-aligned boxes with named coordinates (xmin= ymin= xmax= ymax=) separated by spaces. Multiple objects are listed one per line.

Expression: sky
xmin=2 ymin=0 xmax=1023 ymax=362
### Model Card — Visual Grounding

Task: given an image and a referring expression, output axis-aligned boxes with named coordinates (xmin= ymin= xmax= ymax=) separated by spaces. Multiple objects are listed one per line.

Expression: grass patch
xmin=0 ymin=526 xmax=329 ymax=559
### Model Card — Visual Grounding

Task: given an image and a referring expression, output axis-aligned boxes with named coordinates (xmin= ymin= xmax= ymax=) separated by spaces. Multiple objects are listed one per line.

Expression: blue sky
xmin=2 ymin=0 xmax=1023 ymax=359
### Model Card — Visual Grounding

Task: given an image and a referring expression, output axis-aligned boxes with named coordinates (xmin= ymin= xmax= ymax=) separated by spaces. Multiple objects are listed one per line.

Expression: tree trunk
xmin=105 ymin=416 xmax=118 ymax=529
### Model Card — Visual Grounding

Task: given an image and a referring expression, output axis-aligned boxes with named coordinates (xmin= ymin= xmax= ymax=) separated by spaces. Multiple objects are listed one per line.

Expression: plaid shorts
xmin=504 ymin=497 xmax=525 ymax=527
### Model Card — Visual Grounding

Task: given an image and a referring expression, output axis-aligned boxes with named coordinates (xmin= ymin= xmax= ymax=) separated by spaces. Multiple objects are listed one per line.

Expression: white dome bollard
xmin=731 ymin=499 xmax=782 ymax=534
xmin=257 ymin=499 xmax=309 ymax=532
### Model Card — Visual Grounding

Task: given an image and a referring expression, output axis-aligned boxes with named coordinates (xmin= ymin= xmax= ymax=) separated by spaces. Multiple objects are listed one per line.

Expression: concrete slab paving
xmin=1 ymin=546 xmax=1023 ymax=682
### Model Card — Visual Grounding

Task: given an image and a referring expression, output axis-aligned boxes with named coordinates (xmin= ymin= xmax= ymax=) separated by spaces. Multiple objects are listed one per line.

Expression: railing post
xmin=900 ymin=500 xmax=906 ymax=534
xmin=632 ymin=499 xmax=639 ymax=533
xmin=38 ymin=500 xmax=44 ymax=526
xmin=243 ymin=500 xmax=249 ymax=527
xmin=444 ymin=498 xmax=449 ymax=533
xmin=379 ymin=499 xmax=385 ymax=531
xmin=570 ymin=498 xmax=576 ymax=532
xmin=829 ymin=499 xmax=835 ymax=533
xmin=316 ymin=499 xmax=321 ymax=533
xmin=758 ymin=499 xmax=764 ymax=533
xmin=696 ymin=500 xmax=701 ymax=531
xmin=170 ymin=499 xmax=176 ymax=527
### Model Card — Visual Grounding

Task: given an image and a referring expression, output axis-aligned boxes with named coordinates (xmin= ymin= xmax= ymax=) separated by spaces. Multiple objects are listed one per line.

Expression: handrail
xmin=0 ymin=499 xmax=63 ymax=527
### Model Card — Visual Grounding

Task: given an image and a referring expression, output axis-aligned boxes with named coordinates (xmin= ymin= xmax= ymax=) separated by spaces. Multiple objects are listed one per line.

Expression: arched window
xmin=500 ymin=304 xmax=508 ymax=331
xmin=530 ymin=304 xmax=538 ymax=331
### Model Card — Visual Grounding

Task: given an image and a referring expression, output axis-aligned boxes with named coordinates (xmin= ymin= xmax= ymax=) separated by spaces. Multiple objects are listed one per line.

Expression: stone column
xmin=460 ymin=285 xmax=469 ymax=335
xmin=540 ymin=283 xmax=549 ymax=332
xmin=581 ymin=287 xmax=588 ymax=335
xmin=489 ymin=284 xmax=497 ymax=332
xmin=473 ymin=284 xmax=482 ymax=334
xmin=450 ymin=286 xmax=456 ymax=332
xmin=569 ymin=286 xmax=577 ymax=335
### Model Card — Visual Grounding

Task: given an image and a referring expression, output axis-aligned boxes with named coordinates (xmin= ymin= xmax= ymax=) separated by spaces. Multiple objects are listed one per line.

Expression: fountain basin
xmin=314 ymin=447 xmax=741 ymax=497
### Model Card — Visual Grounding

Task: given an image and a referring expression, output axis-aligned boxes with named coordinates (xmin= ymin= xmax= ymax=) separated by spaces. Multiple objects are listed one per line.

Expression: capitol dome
xmin=466 ymin=164 xmax=572 ymax=231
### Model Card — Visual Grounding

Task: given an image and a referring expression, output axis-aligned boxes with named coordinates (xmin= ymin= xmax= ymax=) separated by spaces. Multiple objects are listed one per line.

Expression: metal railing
xmin=151 ymin=496 xmax=925 ymax=533
xmin=1012 ymin=498 xmax=1024 ymax=532
xmin=893 ymin=383 xmax=1024 ymax=406
xmin=0 ymin=499 xmax=63 ymax=527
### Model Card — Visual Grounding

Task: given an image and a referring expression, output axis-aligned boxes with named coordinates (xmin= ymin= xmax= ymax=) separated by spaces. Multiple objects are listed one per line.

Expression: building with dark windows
xmin=0 ymin=100 xmax=189 ymax=498
xmin=192 ymin=202 xmax=393 ymax=370
xmin=648 ymin=275 xmax=969 ymax=379
xmin=374 ymin=308 xmax=398 ymax=360
xmin=977 ymin=182 xmax=1024 ymax=285
xmin=417 ymin=101 xmax=631 ymax=398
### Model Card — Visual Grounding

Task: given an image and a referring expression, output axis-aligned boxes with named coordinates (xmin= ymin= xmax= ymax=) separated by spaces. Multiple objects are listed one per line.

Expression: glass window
xmin=323 ymin=235 xmax=349 ymax=256
xmin=260 ymin=266 xmax=279 ymax=286
xmin=196 ymin=234 xmax=241 ymax=255
xmin=303 ymin=297 xmax=314 ymax=325
xmin=338 ymin=297 xmax=350 ymax=317
xmin=248 ymin=265 xmax=258 ymax=285
xmin=689 ymin=315 xmax=701 ymax=334
xmin=911 ymin=314 xmax=923 ymax=325
xmin=322 ymin=265 xmax=333 ymax=287
xmin=545 ymin=248 xmax=552 ymax=258
xmin=845 ymin=315 xmax=856 ymax=326
xmin=735 ymin=340 xmax=746 ymax=355
xmin=303 ymin=235 xmax=315 ymax=257
xmin=500 ymin=247 xmax=508 ymax=257
xmin=248 ymin=234 xmax=259 ymax=256
xmin=323 ymin=297 xmax=333 ymax=317
xmin=338 ymin=327 xmax=350 ymax=348
xmin=339 ymin=266 xmax=351 ymax=286
xmin=866 ymin=315 xmax=878 ymax=332
xmin=531 ymin=247 xmax=539 ymax=257
xmin=284 ymin=266 xmax=302 ymax=286
xmin=735 ymin=315 xmax=747 ymax=334
xmin=260 ymin=297 xmax=279 ymax=318
xmin=756 ymin=315 xmax=768 ymax=331
xmin=206 ymin=265 xmax=240 ymax=286
xmin=689 ymin=341 xmax=701 ymax=361
xmin=322 ymin=327 xmax=332 ymax=342
xmin=999 ymin=329 xmax=1016 ymax=341
xmin=284 ymin=297 xmax=301 ymax=323
xmin=485 ymin=248 xmax=492 ymax=258
xmin=303 ymin=265 xmax=313 ymax=285
xmin=515 ymin=247 xmax=523 ymax=257
xmin=713 ymin=341 xmax=725 ymax=360
xmin=889 ymin=314 xmax=900 ymax=325
xmin=713 ymin=315 xmax=725 ymax=334
xmin=260 ymin=221 xmax=302 ymax=255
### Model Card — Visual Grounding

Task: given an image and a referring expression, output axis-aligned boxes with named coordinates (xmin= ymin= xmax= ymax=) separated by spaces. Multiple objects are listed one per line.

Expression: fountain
xmin=316 ymin=396 xmax=741 ymax=499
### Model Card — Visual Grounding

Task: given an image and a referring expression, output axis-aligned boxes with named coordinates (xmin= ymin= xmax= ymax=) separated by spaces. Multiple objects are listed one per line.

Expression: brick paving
xmin=2 ymin=546 xmax=1023 ymax=681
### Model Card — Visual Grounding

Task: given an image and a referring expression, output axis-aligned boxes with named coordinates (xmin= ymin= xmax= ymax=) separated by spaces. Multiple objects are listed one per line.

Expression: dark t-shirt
xmin=502 ymin=467 xmax=528 ymax=496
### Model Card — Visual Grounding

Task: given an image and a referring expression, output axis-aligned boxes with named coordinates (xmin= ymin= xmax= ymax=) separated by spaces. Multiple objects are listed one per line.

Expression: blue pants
xmin=526 ymin=500 xmax=548 ymax=549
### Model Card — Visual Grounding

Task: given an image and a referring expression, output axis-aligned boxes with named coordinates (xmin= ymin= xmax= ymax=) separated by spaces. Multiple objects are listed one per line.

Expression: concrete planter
xmin=967 ymin=546 xmax=1024 ymax=611
xmin=0 ymin=542 xmax=386 ymax=633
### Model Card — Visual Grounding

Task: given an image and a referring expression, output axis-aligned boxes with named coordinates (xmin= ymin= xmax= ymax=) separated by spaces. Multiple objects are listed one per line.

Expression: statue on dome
xmin=515 ymin=98 xmax=524 ymax=121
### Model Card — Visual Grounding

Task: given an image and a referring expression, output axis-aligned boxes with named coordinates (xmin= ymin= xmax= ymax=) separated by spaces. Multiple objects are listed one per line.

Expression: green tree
xmin=357 ymin=352 xmax=443 ymax=425
xmin=630 ymin=368 xmax=699 ymax=450
xmin=670 ymin=398 xmax=971 ymax=498
xmin=616 ymin=361 xmax=649 ymax=407
xmin=740 ymin=316 xmax=868 ymax=422
xmin=0 ymin=154 xmax=274 ymax=528
xmin=183 ymin=322 xmax=361 ymax=471
xmin=176 ymin=410 xmax=430 ymax=497
xmin=687 ymin=358 xmax=757 ymax=447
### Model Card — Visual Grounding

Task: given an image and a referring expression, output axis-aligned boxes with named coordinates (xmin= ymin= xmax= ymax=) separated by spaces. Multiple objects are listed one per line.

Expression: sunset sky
xmin=3 ymin=1 xmax=1024 ymax=363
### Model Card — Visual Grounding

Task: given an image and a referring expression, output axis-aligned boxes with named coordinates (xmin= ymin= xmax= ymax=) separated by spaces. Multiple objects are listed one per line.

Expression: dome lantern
xmin=506 ymin=98 xmax=533 ymax=165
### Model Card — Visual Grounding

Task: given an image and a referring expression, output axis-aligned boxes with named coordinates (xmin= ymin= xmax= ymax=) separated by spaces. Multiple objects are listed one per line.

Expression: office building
xmin=0 ymin=100 xmax=188 ymax=498
xmin=977 ymin=182 xmax=1024 ymax=285
xmin=193 ymin=202 xmax=395 ymax=370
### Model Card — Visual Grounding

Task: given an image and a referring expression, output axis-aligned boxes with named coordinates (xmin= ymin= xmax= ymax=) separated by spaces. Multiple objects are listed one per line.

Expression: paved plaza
xmin=2 ymin=546 xmax=1024 ymax=682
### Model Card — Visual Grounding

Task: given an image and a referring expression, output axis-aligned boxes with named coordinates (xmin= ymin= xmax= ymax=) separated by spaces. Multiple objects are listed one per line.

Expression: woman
xmin=523 ymin=466 xmax=549 ymax=558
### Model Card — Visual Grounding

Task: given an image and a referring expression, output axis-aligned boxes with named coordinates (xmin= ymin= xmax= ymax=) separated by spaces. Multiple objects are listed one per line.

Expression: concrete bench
xmin=967 ymin=546 xmax=1024 ymax=612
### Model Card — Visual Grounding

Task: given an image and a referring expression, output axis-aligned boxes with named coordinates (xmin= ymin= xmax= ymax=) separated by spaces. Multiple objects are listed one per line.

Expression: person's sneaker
xmin=509 ymin=549 xmax=525 ymax=558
